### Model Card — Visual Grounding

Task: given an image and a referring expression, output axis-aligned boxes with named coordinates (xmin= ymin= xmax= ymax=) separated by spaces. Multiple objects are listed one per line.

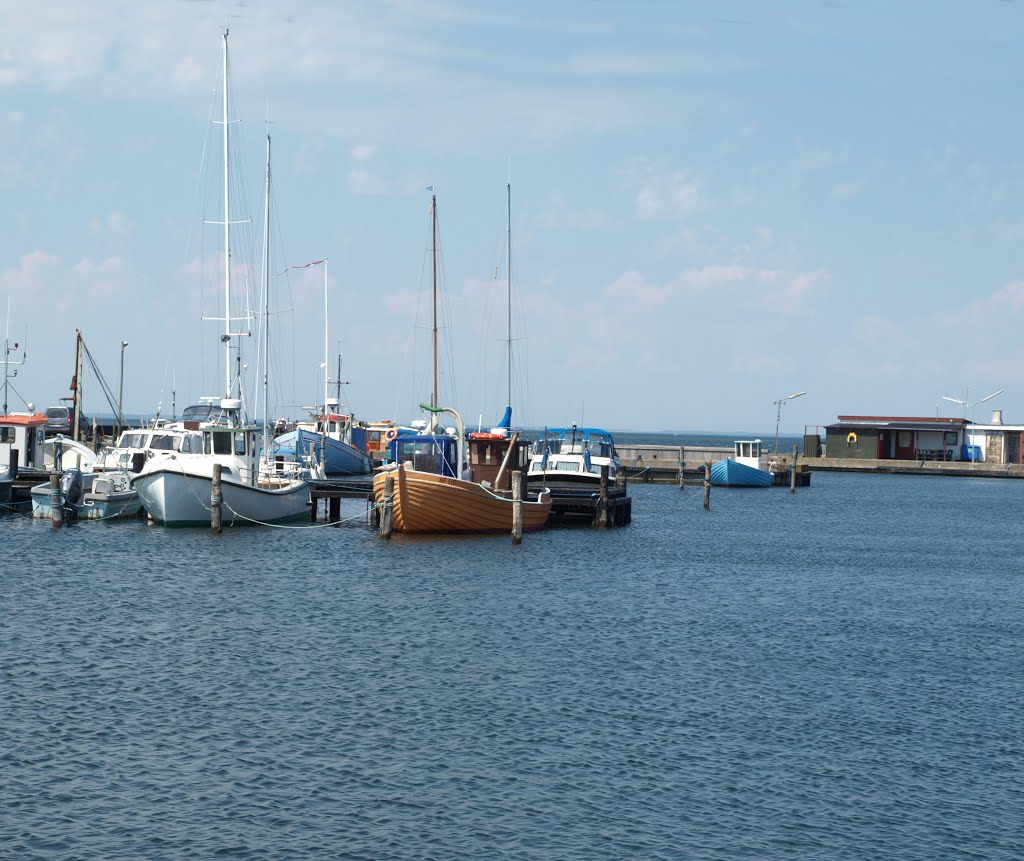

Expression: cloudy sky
xmin=2 ymin=0 xmax=1022 ymax=434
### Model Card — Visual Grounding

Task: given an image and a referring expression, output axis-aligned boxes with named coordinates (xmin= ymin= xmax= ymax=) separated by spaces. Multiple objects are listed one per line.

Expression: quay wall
xmin=617 ymin=443 xmax=1024 ymax=480
xmin=807 ymin=457 xmax=1024 ymax=479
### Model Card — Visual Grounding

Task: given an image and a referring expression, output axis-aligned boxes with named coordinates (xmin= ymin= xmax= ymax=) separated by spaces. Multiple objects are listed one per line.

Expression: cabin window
xmin=0 ymin=428 xmax=10 ymax=443
xmin=234 ymin=432 xmax=247 ymax=455
xmin=555 ymin=461 xmax=580 ymax=472
xmin=119 ymin=433 xmax=146 ymax=449
xmin=150 ymin=434 xmax=177 ymax=451
xmin=207 ymin=433 xmax=232 ymax=455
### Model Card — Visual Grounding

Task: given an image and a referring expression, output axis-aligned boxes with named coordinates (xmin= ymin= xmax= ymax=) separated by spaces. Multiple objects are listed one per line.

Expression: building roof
xmin=827 ymin=416 xmax=968 ymax=432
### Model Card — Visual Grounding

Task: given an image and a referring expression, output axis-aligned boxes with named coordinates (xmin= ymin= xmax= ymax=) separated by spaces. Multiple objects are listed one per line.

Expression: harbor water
xmin=2 ymin=471 xmax=1022 ymax=860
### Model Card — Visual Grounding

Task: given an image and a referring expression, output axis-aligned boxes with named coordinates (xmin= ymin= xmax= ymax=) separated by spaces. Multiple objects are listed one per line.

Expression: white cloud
xmin=635 ymin=172 xmax=701 ymax=221
xmin=347 ymin=169 xmax=387 ymax=196
xmin=108 ymin=212 xmax=130 ymax=236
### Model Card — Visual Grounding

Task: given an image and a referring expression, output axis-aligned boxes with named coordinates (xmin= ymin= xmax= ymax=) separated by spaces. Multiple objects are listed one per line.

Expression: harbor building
xmin=824 ymin=416 xmax=970 ymax=461
xmin=962 ymin=410 xmax=1024 ymax=464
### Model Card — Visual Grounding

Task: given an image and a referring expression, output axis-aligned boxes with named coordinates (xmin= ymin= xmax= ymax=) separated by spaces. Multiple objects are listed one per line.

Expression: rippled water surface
xmin=3 ymin=473 xmax=1023 ymax=860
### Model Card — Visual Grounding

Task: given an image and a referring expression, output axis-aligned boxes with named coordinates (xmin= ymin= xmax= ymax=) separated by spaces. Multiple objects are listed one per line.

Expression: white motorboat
xmin=527 ymin=426 xmax=621 ymax=490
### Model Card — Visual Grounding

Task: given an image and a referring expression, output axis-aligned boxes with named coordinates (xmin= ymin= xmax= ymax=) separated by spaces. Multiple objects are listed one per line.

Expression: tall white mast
xmin=431 ymin=194 xmax=438 ymax=419
xmin=261 ymin=130 xmax=271 ymax=459
xmin=323 ymin=258 xmax=329 ymax=416
xmin=222 ymin=30 xmax=232 ymax=399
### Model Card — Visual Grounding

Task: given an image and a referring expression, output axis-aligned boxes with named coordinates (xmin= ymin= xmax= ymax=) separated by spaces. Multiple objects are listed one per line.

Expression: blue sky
xmin=2 ymin=0 xmax=1023 ymax=434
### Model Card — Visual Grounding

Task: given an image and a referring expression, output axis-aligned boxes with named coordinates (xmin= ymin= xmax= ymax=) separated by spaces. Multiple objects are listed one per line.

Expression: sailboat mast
xmin=72 ymin=330 xmax=83 ymax=442
xmin=432 ymin=194 xmax=438 ymax=414
xmin=323 ymin=259 xmax=329 ymax=417
xmin=506 ymin=180 xmax=512 ymax=413
xmin=222 ymin=30 xmax=232 ymax=400
xmin=336 ymin=346 xmax=342 ymax=402
xmin=261 ymin=130 xmax=271 ymax=459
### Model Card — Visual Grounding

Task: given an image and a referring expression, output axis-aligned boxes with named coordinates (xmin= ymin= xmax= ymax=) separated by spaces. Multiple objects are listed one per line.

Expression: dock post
xmin=210 ymin=463 xmax=222 ymax=534
xmin=791 ymin=444 xmax=798 ymax=493
xmin=369 ymin=494 xmax=380 ymax=529
xmin=379 ymin=474 xmax=394 ymax=539
xmin=329 ymin=496 xmax=341 ymax=526
xmin=615 ymin=469 xmax=626 ymax=490
xmin=595 ymin=464 xmax=609 ymax=528
xmin=703 ymin=461 xmax=711 ymax=510
xmin=49 ymin=473 xmax=62 ymax=529
xmin=678 ymin=446 xmax=685 ymax=491
xmin=511 ymin=470 xmax=523 ymax=544
xmin=310 ymin=493 xmax=318 ymax=523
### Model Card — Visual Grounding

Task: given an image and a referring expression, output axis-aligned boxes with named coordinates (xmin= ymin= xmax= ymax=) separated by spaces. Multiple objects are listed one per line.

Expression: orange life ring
xmin=384 ymin=428 xmax=398 ymax=444
xmin=847 ymin=432 xmax=857 ymax=445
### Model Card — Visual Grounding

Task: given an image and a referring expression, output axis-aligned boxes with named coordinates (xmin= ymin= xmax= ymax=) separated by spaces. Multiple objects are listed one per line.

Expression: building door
xmin=877 ymin=431 xmax=889 ymax=458
xmin=1008 ymin=432 xmax=1021 ymax=465
xmin=895 ymin=430 xmax=915 ymax=460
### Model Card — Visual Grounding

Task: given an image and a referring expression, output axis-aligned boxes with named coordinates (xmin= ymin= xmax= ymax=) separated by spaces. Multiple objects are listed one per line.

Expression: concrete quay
xmin=806 ymin=457 xmax=1024 ymax=479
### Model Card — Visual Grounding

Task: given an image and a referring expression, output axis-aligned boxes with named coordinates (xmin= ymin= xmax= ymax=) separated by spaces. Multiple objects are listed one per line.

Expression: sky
xmin=2 ymin=0 xmax=1023 ymax=435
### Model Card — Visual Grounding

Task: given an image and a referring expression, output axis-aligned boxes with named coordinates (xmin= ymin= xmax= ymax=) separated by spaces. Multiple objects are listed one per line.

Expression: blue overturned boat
xmin=711 ymin=439 xmax=773 ymax=487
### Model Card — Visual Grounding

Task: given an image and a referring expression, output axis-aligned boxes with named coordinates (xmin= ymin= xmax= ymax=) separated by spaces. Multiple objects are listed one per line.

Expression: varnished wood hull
xmin=372 ymin=464 xmax=551 ymax=534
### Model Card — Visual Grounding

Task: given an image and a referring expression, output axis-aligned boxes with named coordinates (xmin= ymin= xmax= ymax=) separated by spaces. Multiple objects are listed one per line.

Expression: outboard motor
xmin=59 ymin=467 xmax=85 ymax=507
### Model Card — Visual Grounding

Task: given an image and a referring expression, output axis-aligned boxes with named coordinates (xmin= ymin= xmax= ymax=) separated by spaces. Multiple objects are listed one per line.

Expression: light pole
xmin=774 ymin=391 xmax=806 ymax=455
xmin=942 ymin=388 xmax=1004 ymax=423
xmin=118 ymin=341 xmax=128 ymax=438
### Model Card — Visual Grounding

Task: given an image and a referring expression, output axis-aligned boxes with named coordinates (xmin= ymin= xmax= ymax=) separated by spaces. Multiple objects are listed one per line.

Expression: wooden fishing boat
xmin=373 ymin=462 xmax=551 ymax=533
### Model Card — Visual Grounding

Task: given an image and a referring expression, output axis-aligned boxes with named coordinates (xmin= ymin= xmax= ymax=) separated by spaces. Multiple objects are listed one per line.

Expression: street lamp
xmin=774 ymin=391 xmax=806 ymax=455
xmin=942 ymin=388 xmax=1004 ymax=423
xmin=118 ymin=341 xmax=128 ymax=438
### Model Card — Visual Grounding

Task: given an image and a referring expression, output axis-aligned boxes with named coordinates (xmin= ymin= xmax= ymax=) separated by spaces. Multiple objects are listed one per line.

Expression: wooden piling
xmin=369 ymin=494 xmax=380 ymax=528
xmin=791 ymin=444 xmax=798 ymax=493
xmin=595 ymin=464 xmax=609 ymax=528
xmin=379 ymin=474 xmax=394 ymax=539
xmin=678 ymin=446 xmax=685 ymax=491
xmin=329 ymin=496 xmax=341 ymax=526
xmin=703 ymin=461 xmax=711 ymax=510
xmin=210 ymin=463 xmax=222 ymax=534
xmin=49 ymin=473 xmax=62 ymax=529
xmin=511 ymin=470 xmax=523 ymax=544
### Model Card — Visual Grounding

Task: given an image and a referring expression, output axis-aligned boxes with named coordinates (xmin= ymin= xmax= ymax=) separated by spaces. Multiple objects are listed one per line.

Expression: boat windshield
xmin=117 ymin=432 xmax=149 ymax=450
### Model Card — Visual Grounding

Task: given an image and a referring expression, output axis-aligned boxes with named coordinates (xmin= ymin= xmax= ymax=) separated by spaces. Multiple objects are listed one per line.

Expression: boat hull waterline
xmin=373 ymin=464 xmax=551 ymax=534
xmin=134 ymin=467 xmax=309 ymax=527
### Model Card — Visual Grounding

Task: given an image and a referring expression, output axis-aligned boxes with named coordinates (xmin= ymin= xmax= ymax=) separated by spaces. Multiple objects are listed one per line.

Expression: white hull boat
xmin=134 ymin=458 xmax=309 ymax=527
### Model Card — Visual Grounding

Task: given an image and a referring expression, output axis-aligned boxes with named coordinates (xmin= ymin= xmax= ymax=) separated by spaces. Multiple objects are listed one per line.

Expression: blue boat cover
xmin=710 ymin=458 xmax=773 ymax=487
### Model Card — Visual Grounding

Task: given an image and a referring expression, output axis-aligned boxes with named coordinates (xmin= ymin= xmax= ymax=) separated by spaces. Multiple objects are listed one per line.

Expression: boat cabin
xmin=734 ymin=440 xmax=763 ymax=469
xmin=95 ymin=427 xmax=204 ymax=473
xmin=390 ymin=434 xmax=460 ymax=478
xmin=467 ymin=434 xmax=530 ymax=491
xmin=0 ymin=412 xmax=47 ymax=476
